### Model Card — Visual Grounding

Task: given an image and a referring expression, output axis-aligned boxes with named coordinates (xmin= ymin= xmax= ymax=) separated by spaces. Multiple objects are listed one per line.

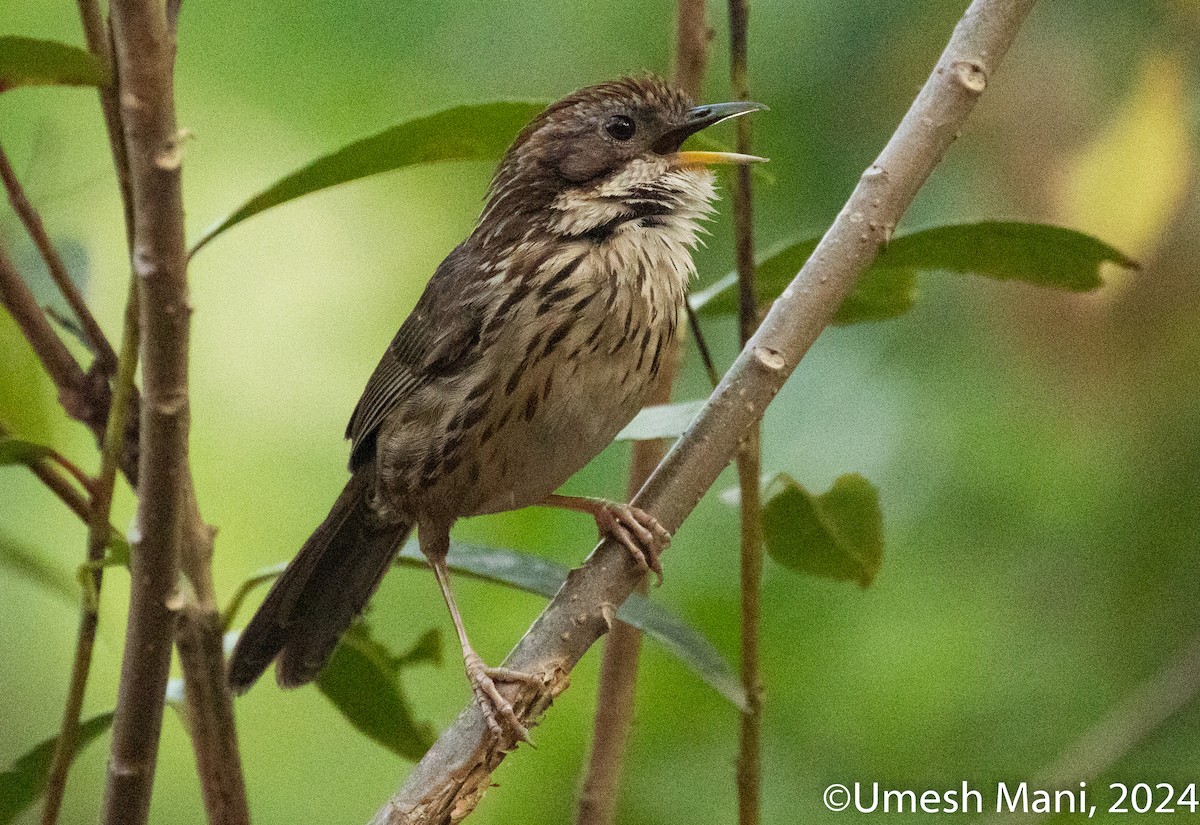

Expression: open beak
xmin=660 ymin=101 xmax=769 ymax=166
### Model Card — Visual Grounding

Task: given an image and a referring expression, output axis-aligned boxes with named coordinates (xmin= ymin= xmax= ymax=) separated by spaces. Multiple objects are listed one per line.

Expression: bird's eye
xmin=604 ymin=114 xmax=637 ymax=141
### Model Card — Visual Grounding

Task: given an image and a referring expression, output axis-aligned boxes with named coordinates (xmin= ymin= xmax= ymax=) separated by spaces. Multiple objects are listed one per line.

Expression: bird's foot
xmin=590 ymin=500 xmax=671 ymax=585
xmin=463 ymin=650 xmax=539 ymax=745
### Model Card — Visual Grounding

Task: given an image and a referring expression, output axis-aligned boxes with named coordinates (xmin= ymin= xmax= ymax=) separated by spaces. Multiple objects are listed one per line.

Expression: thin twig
xmin=574 ymin=7 xmax=711 ymax=821
xmin=575 ymin=354 xmax=680 ymax=825
xmin=100 ymin=0 xmax=193 ymax=821
xmin=0 ymin=143 xmax=118 ymax=373
xmin=685 ymin=302 xmax=721 ymax=387
xmin=674 ymin=0 xmax=711 ymax=100
xmin=76 ymin=0 xmax=136 ymax=247
xmin=368 ymin=1 xmax=1038 ymax=821
xmin=0 ymin=242 xmax=109 ymax=436
xmin=981 ymin=633 xmax=1200 ymax=825
xmin=727 ymin=0 xmax=763 ymax=822
xmin=41 ymin=278 xmax=139 ymax=825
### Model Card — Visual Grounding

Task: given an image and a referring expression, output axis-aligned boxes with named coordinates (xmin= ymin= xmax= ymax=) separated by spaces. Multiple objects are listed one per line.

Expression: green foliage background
xmin=2 ymin=0 xmax=1199 ymax=822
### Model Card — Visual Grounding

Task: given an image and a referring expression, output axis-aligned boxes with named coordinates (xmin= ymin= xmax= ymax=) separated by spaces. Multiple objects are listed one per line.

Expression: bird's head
xmin=479 ymin=75 xmax=765 ymax=244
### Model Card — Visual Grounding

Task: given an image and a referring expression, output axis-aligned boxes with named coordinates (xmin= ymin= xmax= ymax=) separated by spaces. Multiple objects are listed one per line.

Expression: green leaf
xmin=315 ymin=622 xmax=437 ymax=760
xmin=0 ymin=37 xmax=107 ymax=93
xmin=396 ymin=542 xmax=747 ymax=709
xmin=615 ymin=400 xmax=706 ymax=441
xmin=190 ymin=100 xmax=548 ymax=255
xmin=229 ymin=542 xmax=746 ymax=709
xmin=883 ymin=222 xmax=1137 ymax=290
xmin=0 ymin=530 xmax=76 ymax=605
xmin=761 ymin=473 xmax=884 ymax=587
xmin=0 ymin=712 xmax=114 ymax=825
xmin=692 ymin=222 xmax=1136 ymax=323
xmin=0 ymin=435 xmax=54 ymax=467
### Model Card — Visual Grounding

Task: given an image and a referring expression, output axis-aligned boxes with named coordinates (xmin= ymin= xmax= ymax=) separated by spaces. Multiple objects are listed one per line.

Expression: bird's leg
xmin=540 ymin=494 xmax=671 ymax=584
xmin=420 ymin=524 xmax=537 ymax=744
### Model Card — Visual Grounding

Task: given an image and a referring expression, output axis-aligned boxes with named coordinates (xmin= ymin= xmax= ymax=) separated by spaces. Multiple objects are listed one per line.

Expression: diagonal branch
xmin=368 ymin=0 xmax=1039 ymax=822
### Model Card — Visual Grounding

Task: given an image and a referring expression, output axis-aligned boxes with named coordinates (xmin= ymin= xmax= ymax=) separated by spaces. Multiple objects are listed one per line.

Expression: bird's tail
xmin=227 ymin=472 xmax=412 ymax=693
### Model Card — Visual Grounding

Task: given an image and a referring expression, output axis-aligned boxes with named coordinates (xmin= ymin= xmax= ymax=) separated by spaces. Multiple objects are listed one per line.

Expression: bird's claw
xmin=592 ymin=500 xmax=671 ymax=585
xmin=464 ymin=651 xmax=537 ymax=745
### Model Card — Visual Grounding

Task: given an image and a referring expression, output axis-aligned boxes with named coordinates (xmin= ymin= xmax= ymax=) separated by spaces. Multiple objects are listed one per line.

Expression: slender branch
xmin=100 ymin=0 xmax=192 ymax=821
xmin=368 ymin=1 xmax=1038 ymax=821
xmin=674 ymin=0 xmax=711 ymax=100
xmin=41 ymin=279 xmax=139 ymax=825
xmin=727 ymin=1 xmax=763 ymax=822
xmin=685 ymin=302 xmax=721 ymax=387
xmin=575 ymin=7 xmax=711 ymax=821
xmin=175 ymin=600 xmax=250 ymax=825
xmin=0 ymin=242 xmax=111 ymax=437
xmin=575 ymin=355 xmax=678 ymax=825
xmin=0 ymin=143 xmax=118 ymax=372
xmin=981 ymin=633 xmax=1200 ymax=825
xmin=76 ymin=0 xmax=136 ymax=246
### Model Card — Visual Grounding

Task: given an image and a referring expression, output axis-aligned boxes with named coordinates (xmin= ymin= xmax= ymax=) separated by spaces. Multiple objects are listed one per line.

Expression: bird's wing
xmin=345 ymin=243 xmax=486 ymax=470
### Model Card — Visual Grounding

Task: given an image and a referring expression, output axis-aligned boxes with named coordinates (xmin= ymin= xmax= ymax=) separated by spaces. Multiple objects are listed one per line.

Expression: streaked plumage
xmin=228 ymin=75 xmax=763 ymax=739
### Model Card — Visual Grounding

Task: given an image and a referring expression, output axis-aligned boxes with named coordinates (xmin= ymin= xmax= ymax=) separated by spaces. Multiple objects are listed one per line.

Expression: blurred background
xmin=2 ymin=0 xmax=1198 ymax=822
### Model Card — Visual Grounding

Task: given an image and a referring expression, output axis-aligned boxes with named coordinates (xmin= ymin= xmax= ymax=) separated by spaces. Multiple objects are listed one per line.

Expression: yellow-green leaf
xmin=190 ymin=101 xmax=548 ymax=255
xmin=0 ymin=37 xmax=107 ymax=93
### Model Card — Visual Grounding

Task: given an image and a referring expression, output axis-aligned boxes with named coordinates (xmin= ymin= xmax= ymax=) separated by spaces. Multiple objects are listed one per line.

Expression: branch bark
xmin=370 ymin=0 xmax=1037 ymax=820
xmin=100 ymin=0 xmax=193 ymax=822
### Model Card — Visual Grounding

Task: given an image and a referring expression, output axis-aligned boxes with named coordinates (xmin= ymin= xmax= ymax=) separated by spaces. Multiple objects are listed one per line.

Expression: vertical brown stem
xmin=728 ymin=0 xmax=763 ymax=822
xmin=575 ymin=6 xmax=711 ymax=822
xmin=674 ymin=0 xmax=711 ymax=99
xmin=100 ymin=0 xmax=191 ymax=821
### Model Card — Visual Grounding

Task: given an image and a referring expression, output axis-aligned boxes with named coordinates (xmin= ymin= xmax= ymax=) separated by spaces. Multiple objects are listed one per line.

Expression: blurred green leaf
xmin=692 ymin=222 xmax=1136 ymax=322
xmin=0 ymin=435 xmax=54 ymax=467
xmin=397 ymin=542 xmax=747 ymax=708
xmin=0 ymin=712 xmax=113 ymax=825
xmin=616 ymin=400 xmax=706 ymax=441
xmin=0 ymin=529 xmax=76 ymax=605
xmin=394 ymin=628 xmax=442 ymax=668
xmin=761 ymin=473 xmax=884 ymax=587
xmin=229 ymin=542 xmax=745 ymax=708
xmin=0 ymin=37 xmax=107 ymax=94
xmin=617 ymin=591 xmax=748 ymax=711
xmin=315 ymin=622 xmax=437 ymax=760
xmin=190 ymin=100 xmax=548 ymax=255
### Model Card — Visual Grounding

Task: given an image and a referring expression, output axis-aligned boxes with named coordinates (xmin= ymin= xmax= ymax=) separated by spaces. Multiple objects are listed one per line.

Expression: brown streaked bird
xmin=227 ymin=75 xmax=765 ymax=739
